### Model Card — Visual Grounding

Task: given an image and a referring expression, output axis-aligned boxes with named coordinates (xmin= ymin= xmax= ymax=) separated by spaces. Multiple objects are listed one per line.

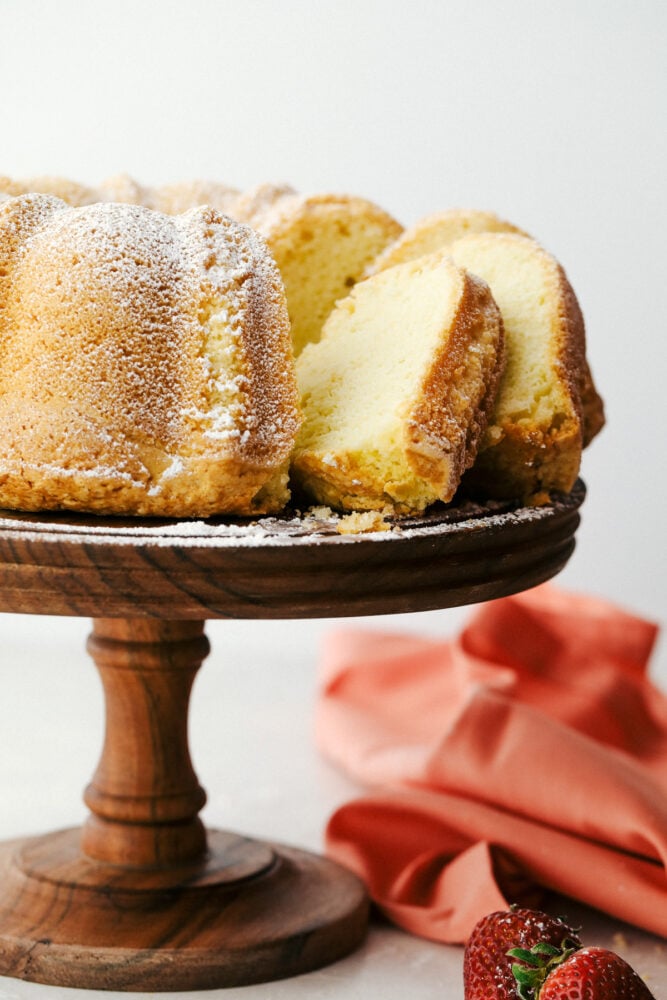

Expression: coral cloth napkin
xmin=316 ymin=584 xmax=666 ymax=943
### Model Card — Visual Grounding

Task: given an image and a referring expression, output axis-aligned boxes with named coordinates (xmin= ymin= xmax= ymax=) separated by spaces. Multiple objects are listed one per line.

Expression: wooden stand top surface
xmin=0 ymin=480 xmax=585 ymax=620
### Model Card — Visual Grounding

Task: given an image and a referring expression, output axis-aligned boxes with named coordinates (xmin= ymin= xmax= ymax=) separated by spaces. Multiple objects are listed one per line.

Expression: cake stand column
xmin=82 ymin=618 xmax=209 ymax=867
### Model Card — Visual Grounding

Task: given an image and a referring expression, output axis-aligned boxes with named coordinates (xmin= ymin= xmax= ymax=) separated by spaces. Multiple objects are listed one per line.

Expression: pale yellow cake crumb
xmin=306 ymin=505 xmax=335 ymax=520
xmin=292 ymin=251 xmax=504 ymax=514
xmin=336 ymin=510 xmax=391 ymax=534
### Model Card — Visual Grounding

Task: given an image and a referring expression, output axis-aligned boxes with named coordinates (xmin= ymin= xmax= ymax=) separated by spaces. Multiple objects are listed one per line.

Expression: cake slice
xmin=0 ymin=194 xmax=300 ymax=517
xmin=447 ymin=232 xmax=604 ymax=498
xmin=369 ymin=208 xmax=526 ymax=275
xmin=250 ymin=192 xmax=403 ymax=357
xmin=291 ymin=252 xmax=504 ymax=514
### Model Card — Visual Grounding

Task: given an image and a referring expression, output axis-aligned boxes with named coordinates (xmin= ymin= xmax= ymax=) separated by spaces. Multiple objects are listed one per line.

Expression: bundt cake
xmin=152 ymin=179 xmax=242 ymax=217
xmin=291 ymin=251 xmax=504 ymax=514
xmin=95 ymin=173 xmax=156 ymax=207
xmin=0 ymin=174 xmax=99 ymax=207
xmin=369 ymin=208 xmax=526 ymax=274
xmin=248 ymin=192 xmax=403 ymax=357
xmin=228 ymin=182 xmax=298 ymax=226
xmin=0 ymin=173 xmax=604 ymax=519
xmin=0 ymin=194 xmax=300 ymax=517
xmin=0 ymin=174 xmax=243 ymax=218
xmin=445 ymin=231 xmax=604 ymax=498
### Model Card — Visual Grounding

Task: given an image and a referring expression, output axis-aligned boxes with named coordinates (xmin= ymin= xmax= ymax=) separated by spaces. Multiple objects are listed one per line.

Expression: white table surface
xmin=0 ymin=606 xmax=665 ymax=1000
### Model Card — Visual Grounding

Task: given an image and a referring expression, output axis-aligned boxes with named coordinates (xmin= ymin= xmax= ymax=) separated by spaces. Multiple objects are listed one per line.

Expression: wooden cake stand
xmin=0 ymin=482 xmax=584 ymax=991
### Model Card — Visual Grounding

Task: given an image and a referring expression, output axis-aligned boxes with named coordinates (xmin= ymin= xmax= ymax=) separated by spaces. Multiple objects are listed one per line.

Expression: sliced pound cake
xmin=369 ymin=208 xmax=526 ymax=275
xmin=251 ymin=192 xmax=403 ymax=357
xmin=447 ymin=232 xmax=604 ymax=498
xmin=291 ymin=252 xmax=504 ymax=514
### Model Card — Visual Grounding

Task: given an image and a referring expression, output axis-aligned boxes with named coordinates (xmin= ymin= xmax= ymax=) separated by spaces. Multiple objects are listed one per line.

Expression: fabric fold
xmin=316 ymin=584 xmax=665 ymax=942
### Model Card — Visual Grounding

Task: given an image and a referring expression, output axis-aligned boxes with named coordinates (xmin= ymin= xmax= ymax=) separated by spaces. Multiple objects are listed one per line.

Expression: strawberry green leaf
xmin=531 ymin=942 xmax=560 ymax=957
xmin=507 ymin=947 xmax=544 ymax=967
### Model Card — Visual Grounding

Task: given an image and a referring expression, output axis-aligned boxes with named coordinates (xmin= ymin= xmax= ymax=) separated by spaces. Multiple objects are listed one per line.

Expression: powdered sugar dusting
xmin=0 ymin=194 xmax=299 ymax=516
xmin=0 ymin=486 xmax=582 ymax=549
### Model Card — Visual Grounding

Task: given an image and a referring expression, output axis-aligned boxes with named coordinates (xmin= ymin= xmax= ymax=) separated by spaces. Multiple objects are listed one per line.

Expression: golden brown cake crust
xmin=406 ymin=269 xmax=506 ymax=497
xmin=562 ymin=281 xmax=605 ymax=447
xmin=453 ymin=232 xmax=603 ymax=498
xmin=254 ymin=191 xmax=402 ymax=243
xmin=0 ymin=195 xmax=299 ymax=517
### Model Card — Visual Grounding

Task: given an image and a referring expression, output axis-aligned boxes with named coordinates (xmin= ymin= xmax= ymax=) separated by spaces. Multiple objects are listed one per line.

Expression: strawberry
xmin=463 ymin=907 xmax=582 ymax=999
xmin=510 ymin=944 xmax=656 ymax=999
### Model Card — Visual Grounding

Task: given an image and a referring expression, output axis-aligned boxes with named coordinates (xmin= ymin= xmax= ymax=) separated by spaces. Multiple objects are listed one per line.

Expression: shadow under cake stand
xmin=0 ymin=481 xmax=585 ymax=991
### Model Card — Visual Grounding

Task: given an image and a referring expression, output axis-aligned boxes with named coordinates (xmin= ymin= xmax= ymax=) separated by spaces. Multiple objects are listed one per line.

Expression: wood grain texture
xmin=0 ymin=481 xmax=584 ymax=619
xmin=82 ymin=619 xmax=210 ymax=866
xmin=0 ymin=831 xmax=369 ymax=990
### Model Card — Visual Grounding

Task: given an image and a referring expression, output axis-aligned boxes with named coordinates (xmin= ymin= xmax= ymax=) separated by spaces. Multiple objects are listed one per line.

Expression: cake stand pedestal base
xmin=0 ymin=619 xmax=368 ymax=991
xmin=0 ymin=829 xmax=367 ymax=991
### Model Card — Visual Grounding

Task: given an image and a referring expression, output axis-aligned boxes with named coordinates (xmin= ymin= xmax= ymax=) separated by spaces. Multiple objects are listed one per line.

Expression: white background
xmin=0 ymin=2 xmax=665 ymax=998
